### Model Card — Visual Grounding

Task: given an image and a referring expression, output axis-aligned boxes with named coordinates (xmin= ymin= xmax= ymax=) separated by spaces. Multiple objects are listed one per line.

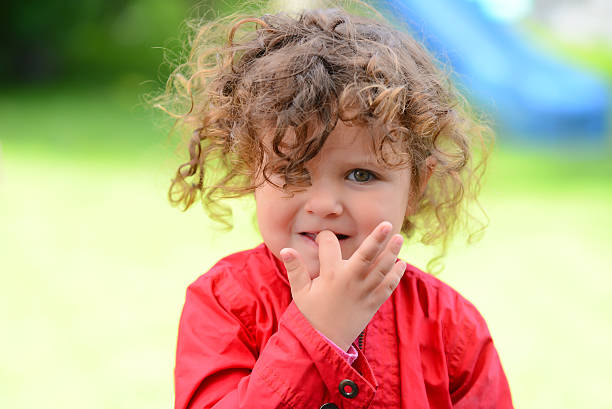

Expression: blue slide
xmin=378 ymin=0 xmax=610 ymax=142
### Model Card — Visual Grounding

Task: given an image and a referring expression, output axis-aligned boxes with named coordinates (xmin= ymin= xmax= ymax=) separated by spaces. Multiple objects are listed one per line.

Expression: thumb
xmin=280 ymin=248 xmax=311 ymax=294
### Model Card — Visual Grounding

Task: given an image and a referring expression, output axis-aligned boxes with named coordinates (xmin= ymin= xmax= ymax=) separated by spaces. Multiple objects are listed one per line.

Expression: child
xmin=157 ymin=4 xmax=513 ymax=408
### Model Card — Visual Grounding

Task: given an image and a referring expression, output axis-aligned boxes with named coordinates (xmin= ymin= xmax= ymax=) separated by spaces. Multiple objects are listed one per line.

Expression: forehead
xmin=314 ymin=121 xmax=408 ymax=168
xmin=316 ymin=121 xmax=374 ymax=157
xmin=265 ymin=120 xmax=376 ymax=149
xmin=258 ymin=119 xmax=410 ymax=171
xmin=259 ymin=119 xmax=374 ymax=151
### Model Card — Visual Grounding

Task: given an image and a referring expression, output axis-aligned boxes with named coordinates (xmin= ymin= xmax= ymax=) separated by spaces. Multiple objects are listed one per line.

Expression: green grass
xmin=1 ymin=85 xmax=612 ymax=409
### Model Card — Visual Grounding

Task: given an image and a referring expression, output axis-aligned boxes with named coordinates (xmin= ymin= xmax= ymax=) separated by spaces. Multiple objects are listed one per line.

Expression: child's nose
xmin=303 ymin=183 xmax=343 ymax=217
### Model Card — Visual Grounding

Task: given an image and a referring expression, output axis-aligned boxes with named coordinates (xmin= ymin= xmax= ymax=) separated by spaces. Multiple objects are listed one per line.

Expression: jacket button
xmin=339 ymin=379 xmax=359 ymax=398
xmin=319 ymin=404 xmax=339 ymax=409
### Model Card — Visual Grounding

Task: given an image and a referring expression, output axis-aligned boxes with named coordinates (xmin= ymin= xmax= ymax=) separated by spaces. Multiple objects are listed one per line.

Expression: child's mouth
xmin=299 ymin=232 xmax=349 ymax=241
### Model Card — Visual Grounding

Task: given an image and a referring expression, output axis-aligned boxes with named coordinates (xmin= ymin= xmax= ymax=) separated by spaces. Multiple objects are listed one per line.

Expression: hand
xmin=280 ymin=221 xmax=406 ymax=351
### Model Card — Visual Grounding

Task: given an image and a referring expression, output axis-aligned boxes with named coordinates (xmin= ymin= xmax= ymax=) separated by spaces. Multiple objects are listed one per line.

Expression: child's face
xmin=254 ymin=121 xmax=413 ymax=279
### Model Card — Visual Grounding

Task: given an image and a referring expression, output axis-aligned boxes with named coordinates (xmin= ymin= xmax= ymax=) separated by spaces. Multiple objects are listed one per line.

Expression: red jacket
xmin=175 ymin=244 xmax=513 ymax=408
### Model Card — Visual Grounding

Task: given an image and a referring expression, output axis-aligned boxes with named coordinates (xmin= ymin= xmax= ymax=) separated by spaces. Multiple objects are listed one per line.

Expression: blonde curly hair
xmin=154 ymin=2 xmax=492 ymax=272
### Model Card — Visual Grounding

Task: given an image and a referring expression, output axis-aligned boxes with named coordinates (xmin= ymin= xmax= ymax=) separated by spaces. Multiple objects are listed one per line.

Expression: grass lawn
xmin=1 ymin=85 xmax=611 ymax=409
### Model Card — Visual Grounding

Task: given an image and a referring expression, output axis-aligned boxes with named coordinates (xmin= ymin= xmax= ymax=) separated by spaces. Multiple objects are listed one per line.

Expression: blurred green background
xmin=1 ymin=1 xmax=611 ymax=408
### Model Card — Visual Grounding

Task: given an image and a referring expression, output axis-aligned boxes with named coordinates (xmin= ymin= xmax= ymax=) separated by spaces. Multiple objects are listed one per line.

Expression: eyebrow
xmin=336 ymin=156 xmax=386 ymax=170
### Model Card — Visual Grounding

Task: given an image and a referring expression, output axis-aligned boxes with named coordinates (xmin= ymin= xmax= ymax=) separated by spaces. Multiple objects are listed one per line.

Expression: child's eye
xmin=347 ymin=169 xmax=376 ymax=183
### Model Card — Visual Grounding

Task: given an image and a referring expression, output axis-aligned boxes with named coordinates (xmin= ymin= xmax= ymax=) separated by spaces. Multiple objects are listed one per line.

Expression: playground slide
xmin=378 ymin=0 xmax=609 ymax=141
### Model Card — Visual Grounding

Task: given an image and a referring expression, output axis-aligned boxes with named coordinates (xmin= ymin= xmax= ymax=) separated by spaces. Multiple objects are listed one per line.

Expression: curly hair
xmin=154 ymin=2 xmax=492 ymax=272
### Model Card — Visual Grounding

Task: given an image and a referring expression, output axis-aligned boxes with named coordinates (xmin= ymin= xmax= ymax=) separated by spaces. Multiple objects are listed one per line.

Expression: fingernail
xmin=380 ymin=222 xmax=392 ymax=236
xmin=280 ymin=249 xmax=294 ymax=263
xmin=393 ymin=235 xmax=404 ymax=252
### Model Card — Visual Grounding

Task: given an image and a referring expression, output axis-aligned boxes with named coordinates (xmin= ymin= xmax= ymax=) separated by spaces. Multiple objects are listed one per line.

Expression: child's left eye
xmin=347 ymin=169 xmax=375 ymax=183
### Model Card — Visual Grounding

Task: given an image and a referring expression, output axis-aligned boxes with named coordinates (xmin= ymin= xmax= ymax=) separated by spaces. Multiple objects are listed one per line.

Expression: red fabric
xmin=175 ymin=244 xmax=513 ymax=409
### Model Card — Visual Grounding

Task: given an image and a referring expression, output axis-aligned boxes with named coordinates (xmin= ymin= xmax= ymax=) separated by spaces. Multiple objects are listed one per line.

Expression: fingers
xmin=316 ymin=230 xmax=342 ymax=273
xmin=363 ymin=233 xmax=404 ymax=290
xmin=372 ymin=258 xmax=406 ymax=300
xmin=348 ymin=221 xmax=393 ymax=274
xmin=280 ymin=248 xmax=311 ymax=294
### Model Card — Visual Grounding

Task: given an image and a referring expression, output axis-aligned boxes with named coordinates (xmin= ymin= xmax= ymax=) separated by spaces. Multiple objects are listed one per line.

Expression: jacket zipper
xmin=358 ymin=327 xmax=367 ymax=351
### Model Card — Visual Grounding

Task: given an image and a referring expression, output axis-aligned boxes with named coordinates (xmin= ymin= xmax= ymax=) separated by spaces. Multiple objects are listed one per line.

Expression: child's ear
xmin=418 ymin=156 xmax=437 ymax=197
xmin=405 ymin=156 xmax=436 ymax=218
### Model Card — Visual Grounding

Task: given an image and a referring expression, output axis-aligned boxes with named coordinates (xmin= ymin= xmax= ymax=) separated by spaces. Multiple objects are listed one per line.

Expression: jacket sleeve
xmin=445 ymin=297 xmax=514 ymax=409
xmin=174 ymin=272 xmax=379 ymax=409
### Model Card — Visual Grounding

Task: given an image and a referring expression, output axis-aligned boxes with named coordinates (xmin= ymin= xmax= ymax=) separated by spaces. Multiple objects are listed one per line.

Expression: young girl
xmin=157 ymin=4 xmax=513 ymax=408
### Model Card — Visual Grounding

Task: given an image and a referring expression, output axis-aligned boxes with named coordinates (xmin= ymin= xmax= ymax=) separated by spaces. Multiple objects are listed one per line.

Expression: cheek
xmin=355 ymin=193 xmax=410 ymax=235
xmin=254 ymin=186 xmax=295 ymax=236
xmin=392 ymin=174 xmax=413 ymax=228
xmin=254 ymin=189 xmax=273 ymax=233
xmin=351 ymin=201 xmax=390 ymax=234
